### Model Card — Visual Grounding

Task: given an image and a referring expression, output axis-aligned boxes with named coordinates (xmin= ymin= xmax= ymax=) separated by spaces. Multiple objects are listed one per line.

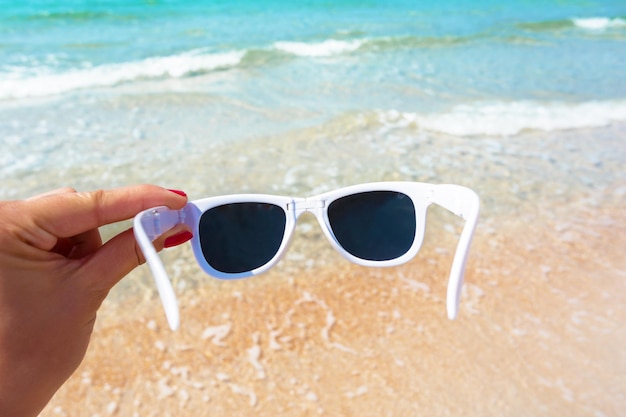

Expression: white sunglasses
xmin=134 ymin=182 xmax=480 ymax=330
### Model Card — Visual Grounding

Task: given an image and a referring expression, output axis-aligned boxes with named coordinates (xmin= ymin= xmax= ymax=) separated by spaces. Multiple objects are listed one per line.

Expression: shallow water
xmin=33 ymin=118 xmax=626 ymax=416
xmin=2 ymin=91 xmax=625 ymax=417
xmin=43 ymin=187 xmax=626 ymax=416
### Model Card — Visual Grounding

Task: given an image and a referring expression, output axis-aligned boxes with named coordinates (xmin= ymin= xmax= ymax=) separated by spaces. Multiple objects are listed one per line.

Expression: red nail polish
xmin=168 ymin=189 xmax=187 ymax=197
xmin=164 ymin=231 xmax=193 ymax=248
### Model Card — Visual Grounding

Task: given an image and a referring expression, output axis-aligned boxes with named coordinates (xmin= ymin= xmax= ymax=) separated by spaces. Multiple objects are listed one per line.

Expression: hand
xmin=0 ymin=185 xmax=189 ymax=417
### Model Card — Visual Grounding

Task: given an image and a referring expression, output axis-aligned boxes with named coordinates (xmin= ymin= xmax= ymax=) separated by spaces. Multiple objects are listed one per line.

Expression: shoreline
xmin=2 ymin=98 xmax=625 ymax=202
xmin=41 ymin=182 xmax=626 ymax=416
xmin=2 ymin=71 xmax=624 ymax=417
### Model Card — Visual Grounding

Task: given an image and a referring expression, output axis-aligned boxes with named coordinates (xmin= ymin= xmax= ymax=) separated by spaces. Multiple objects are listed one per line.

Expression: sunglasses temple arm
xmin=133 ymin=207 xmax=183 ymax=331
xmin=431 ymin=185 xmax=480 ymax=320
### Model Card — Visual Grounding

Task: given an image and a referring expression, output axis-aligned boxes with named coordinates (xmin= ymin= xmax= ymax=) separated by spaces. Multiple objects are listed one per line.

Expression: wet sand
xmin=2 ymin=5 xmax=625 ymax=413
xmin=2 ymin=92 xmax=620 ymax=416
xmin=39 ymin=173 xmax=626 ymax=416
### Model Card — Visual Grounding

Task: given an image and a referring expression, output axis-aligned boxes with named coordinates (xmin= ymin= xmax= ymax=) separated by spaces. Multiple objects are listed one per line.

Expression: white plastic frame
xmin=134 ymin=182 xmax=480 ymax=330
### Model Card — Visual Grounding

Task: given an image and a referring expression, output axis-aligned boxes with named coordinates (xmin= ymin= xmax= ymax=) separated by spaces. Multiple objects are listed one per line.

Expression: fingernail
xmin=164 ymin=231 xmax=193 ymax=248
xmin=167 ymin=189 xmax=187 ymax=197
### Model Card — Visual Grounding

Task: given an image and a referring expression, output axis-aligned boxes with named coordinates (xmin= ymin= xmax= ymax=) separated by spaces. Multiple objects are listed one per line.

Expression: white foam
xmin=201 ymin=322 xmax=232 ymax=346
xmin=571 ymin=17 xmax=626 ymax=30
xmin=273 ymin=39 xmax=363 ymax=57
xmin=0 ymin=50 xmax=245 ymax=99
xmin=378 ymin=100 xmax=626 ymax=136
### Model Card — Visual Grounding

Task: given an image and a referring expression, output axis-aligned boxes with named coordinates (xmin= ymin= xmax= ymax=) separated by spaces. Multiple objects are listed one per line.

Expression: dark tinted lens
xmin=199 ymin=203 xmax=286 ymax=274
xmin=328 ymin=191 xmax=416 ymax=261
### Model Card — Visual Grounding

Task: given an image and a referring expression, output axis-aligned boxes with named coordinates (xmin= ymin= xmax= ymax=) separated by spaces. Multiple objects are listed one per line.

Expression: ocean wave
xmin=0 ymin=50 xmax=245 ymax=99
xmin=273 ymin=39 xmax=364 ymax=57
xmin=1 ymin=25 xmax=621 ymax=100
xmin=0 ymin=39 xmax=370 ymax=99
xmin=571 ymin=17 xmax=626 ymax=30
xmin=518 ymin=16 xmax=626 ymax=32
xmin=377 ymin=100 xmax=626 ymax=136
xmin=272 ymin=35 xmax=483 ymax=57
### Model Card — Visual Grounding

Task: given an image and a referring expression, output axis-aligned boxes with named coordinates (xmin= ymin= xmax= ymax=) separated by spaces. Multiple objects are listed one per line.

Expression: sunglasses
xmin=134 ymin=182 xmax=480 ymax=330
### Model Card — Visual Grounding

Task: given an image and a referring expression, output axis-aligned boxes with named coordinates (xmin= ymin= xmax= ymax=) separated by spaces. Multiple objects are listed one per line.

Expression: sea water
xmin=1 ymin=0 xmax=626 ymax=195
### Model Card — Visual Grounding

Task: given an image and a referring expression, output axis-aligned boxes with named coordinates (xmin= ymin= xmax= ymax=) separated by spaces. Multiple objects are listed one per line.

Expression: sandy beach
xmin=2 ymin=2 xmax=625 ymax=415
xmin=36 ymin=121 xmax=626 ymax=416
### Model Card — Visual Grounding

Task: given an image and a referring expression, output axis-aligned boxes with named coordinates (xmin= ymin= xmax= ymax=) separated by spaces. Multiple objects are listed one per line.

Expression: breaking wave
xmin=0 ymin=50 xmax=245 ymax=99
xmin=377 ymin=100 xmax=626 ymax=137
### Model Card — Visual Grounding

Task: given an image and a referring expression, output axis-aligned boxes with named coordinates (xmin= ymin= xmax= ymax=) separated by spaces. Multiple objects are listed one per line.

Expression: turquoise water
xmin=1 ymin=0 xmax=626 ymax=196
xmin=2 ymin=0 xmax=625 ymax=103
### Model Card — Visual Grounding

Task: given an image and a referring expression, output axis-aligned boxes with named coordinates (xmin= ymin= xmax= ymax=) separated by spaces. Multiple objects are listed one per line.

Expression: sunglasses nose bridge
xmin=287 ymin=197 xmax=325 ymax=211
xmin=287 ymin=197 xmax=329 ymax=230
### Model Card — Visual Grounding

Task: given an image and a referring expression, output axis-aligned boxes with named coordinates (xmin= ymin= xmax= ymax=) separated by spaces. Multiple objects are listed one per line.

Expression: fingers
xmin=27 ymin=185 xmax=188 ymax=245
xmin=26 ymin=187 xmax=77 ymax=201
xmin=8 ymin=184 xmax=189 ymax=296
xmin=66 ymin=228 xmax=103 ymax=259
xmin=82 ymin=224 xmax=191 ymax=291
xmin=49 ymin=227 xmax=102 ymax=259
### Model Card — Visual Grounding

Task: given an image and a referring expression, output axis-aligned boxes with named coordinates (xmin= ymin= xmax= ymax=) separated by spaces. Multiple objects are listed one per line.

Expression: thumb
xmin=80 ymin=224 xmax=191 ymax=292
